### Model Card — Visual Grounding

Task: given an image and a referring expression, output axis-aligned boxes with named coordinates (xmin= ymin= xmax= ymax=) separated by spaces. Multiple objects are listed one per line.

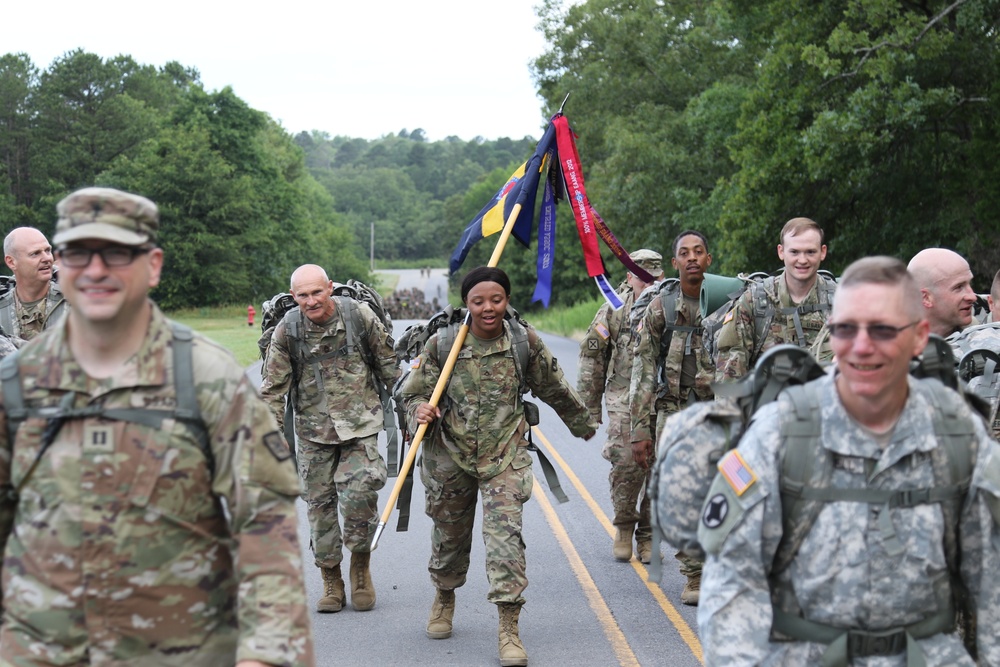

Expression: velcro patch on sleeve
xmin=723 ymin=308 xmax=735 ymax=324
xmin=263 ymin=431 xmax=293 ymax=462
xmin=410 ymin=358 xmax=421 ymax=369
xmin=595 ymin=323 xmax=610 ymax=340
xmin=719 ymin=450 xmax=756 ymax=496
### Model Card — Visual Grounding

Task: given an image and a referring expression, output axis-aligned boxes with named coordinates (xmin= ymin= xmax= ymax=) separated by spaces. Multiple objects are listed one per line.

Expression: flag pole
xmin=371 ymin=202 xmax=525 ymax=550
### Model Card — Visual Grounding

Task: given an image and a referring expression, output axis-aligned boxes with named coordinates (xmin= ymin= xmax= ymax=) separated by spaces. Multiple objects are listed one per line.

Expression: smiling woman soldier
xmin=400 ymin=266 xmax=597 ymax=667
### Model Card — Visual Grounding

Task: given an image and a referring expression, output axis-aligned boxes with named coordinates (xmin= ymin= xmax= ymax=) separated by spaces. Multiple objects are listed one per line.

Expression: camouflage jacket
xmin=715 ymin=274 xmax=835 ymax=383
xmin=0 ymin=282 xmax=67 ymax=345
xmin=630 ymin=285 xmax=714 ymax=444
xmin=949 ymin=322 xmax=1000 ymax=359
xmin=400 ymin=320 xmax=596 ymax=479
xmin=260 ymin=298 xmax=400 ymax=444
xmin=576 ymin=288 xmax=636 ymax=420
xmin=697 ymin=374 xmax=1000 ymax=666
xmin=0 ymin=304 xmax=314 ymax=667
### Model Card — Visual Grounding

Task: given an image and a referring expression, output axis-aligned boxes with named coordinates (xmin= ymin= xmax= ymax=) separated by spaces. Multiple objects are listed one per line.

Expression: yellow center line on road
xmin=532 ymin=426 xmax=704 ymax=665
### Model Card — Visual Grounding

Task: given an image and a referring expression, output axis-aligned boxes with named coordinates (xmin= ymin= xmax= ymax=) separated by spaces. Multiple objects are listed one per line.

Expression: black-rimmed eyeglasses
xmin=827 ymin=321 xmax=919 ymax=341
xmin=57 ymin=247 xmax=150 ymax=268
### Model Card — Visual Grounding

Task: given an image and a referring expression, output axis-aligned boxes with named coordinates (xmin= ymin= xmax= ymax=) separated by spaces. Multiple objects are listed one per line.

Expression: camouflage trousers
xmin=420 ymin=437 xmax=533 ymax=605
xmin=298 ymin=435 xmax=387 ymax=568
xmin=654 ymin=403 xmax=703 ymax=579
xmin=603 ymin=410 xmax=651 ymax=540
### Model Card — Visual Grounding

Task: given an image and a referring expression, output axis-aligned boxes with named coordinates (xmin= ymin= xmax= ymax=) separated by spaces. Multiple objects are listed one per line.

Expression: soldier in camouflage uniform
xmin=909 ymin=248 xmax=978 ymax=338
xmin=715 ymin=218 xmax=836 ymax=382
xmin=0 ymin=187 xmax=314 ymax=667
xmin=577 ymin=248 xmax=662 ymax=564
xmin=698 ymin=256 xmax=1000 ymax=666
xmin=948 ymin=268 xmax=1000 ymax=439
xmin=260 ymin=263 xmax=399 ymax=614
xmin=630 ymin=231 xmax=715 ymax=605
xmin=401 ymin=266 xmax=597 ymax=667
xmin=0 ymin=227 xmax=67 ymax=345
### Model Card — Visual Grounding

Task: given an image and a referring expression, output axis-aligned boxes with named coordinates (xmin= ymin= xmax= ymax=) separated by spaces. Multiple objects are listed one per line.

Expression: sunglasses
xmin=827 ymin=321 xmax=919 ymax=341
xmin=57 ymin=246 xmax=150 ymax=268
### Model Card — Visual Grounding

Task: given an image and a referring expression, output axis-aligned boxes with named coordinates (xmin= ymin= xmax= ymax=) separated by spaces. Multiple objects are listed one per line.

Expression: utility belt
xmin=772 ymin=603 xmax=954 ymax=667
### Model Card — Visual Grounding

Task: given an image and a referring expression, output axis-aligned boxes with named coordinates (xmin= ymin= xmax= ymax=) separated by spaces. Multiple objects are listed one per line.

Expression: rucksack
xmin=701 ymin=270 xmax=837 ymax=364
xmin=959 ymin=347 xmax=1000 ymax=436
xmin=390 ymin=304 xmax=567 ymax=531
xmin=646 ymin=344 xmax=825 ymax=582
xmin=0 ymin=322 xmax=211 ymax=499
xmin=258 ymin=282 xmax=399 ymax=472
xmin=629 ymin=278 xmax=703 ymax=398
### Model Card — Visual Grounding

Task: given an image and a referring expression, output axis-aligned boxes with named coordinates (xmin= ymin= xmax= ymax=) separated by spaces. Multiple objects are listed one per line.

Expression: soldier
xmin=698 ymin=256 xmax=1000 ymax=665
xmin=0 ymin=226 xmax=67 ymax=344
xmin=908 ymin=247 xmax=977 ymax=337
xmin=577 ymin=248 xmax=663 ymax=564
xmin=0 ymin=187 xmax=313 ymax=666
xmin=630 ymin=230 xmax=715 ymax=605
xmin=260 ymin=264 xmax=399 ymax=614
xmin=400 ymin=266 xmax=597 ymax=667
xmin=715 ymin=217 xmax=836 ymax=382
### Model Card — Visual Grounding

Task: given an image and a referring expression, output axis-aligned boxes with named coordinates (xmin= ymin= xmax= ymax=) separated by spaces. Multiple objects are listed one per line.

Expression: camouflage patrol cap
xmin=54 ymin=187 xmax=159 ymax=247
xmin=629 ymin=248 xmax=664 ymax=277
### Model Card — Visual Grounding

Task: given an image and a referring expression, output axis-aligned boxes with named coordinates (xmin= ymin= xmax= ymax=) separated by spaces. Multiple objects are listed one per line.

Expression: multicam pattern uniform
xmin=697 ymin=374 xmax=1000 ymax=666
xmin=631 ymin=283 xmax=715 ymax=573
xmin=0 ymin=305 xmax=314 ymax=667
xmin=577 ymin=289 xmax=640 ymax=532
xmin=400 ymin=321 xmax=595 ymax=604
xmin=260 ymin=299 xmax=399 ymax=566
xmin=715 ymin=275 xmax=835 ymax=382
xmin=0 ymin=283 xmax=67 ymax=345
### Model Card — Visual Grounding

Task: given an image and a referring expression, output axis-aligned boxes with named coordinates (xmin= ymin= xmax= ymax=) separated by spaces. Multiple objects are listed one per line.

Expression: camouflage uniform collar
xmin=33 ymin=301 xmax=168 ymax=394
xmin=775 ymin=273 xmax=822 ymax=308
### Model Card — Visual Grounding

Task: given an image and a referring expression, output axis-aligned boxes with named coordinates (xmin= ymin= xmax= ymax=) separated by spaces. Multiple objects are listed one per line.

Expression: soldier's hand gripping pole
xmin=371 ymin=202 xmax=525 ymax=551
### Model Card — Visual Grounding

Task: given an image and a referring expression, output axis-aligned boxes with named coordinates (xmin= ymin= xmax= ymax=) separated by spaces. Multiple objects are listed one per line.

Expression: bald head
xmin=289 ymin=264 xmax=335 ymax=324
xmin=4 ymin=227 xmax=55 ymax=297
xmin=907 ymin=248 xmax=976 ymax=336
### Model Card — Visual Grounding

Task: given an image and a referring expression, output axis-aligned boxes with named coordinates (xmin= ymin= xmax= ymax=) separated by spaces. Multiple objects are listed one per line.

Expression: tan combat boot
xmin=636 ymin=538 xmax=653 ymax=564
xmin=426 ymin=588 xmax=456 ymax=639
xmin=317 ymin=565 xmax=345 ymax=613
xmin=497 ymin=602 xmax=528 ymax=667
xmin=681 ymin=571 xmax=700 ymax=606
xmin=350 ymin=551 xmax=376 ymax=611
xmin=613 ymin=525 xmax=633 ymax=561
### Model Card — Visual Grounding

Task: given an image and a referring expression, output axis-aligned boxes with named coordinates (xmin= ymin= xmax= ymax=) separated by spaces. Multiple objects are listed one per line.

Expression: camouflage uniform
xmin=400 ymin=320 xmax=596 ymax=604
xmin=0 ymin=305 xmax=314 ymax=667
xmin=631 ymin=284 xmax=715 ymax=576
xmin=715 ymin=274 xmax=836 ymax=382
xmin=949 ymin=322 xmax=1000 ymax=439
xmin=0 ymin=335 xmax=16 ymax=361
xmin=697 ymin=374 xmax=1000 ymax=666
xmin=260 ymin=299 xmax=399 ymax=566
xmin=0 ymin=282 xmax=67 ymax=345
xmin=577 ymin=289 xmax=641 ymax=535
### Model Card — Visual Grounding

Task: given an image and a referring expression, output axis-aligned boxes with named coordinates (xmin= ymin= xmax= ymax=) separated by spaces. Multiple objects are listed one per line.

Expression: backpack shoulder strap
xmin=1 ymin=351 xmax=25 ymax=447
xmin=0 ymin=290 xmax=15 ymax=337
xmin=508 ymin=318 xmax=531 ymax=395
xmin=751 ymin=277 xmax=778 ymax=359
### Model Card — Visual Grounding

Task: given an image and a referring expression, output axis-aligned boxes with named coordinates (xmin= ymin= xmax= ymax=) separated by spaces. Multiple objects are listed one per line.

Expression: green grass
xmin=170 ymin=305 xmax=264 ymax=367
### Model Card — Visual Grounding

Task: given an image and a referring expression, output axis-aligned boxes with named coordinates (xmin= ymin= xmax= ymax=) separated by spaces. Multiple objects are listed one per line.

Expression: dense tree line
xmin=0 ymin=50 xmax=367 ymax=309
xmin=533 ymin=0 xmax=1000 ymax=290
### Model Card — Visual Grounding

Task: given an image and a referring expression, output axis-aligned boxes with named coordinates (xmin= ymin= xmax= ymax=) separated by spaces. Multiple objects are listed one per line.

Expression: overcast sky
xmin=3 ymin=0 xmax=557 ymax=142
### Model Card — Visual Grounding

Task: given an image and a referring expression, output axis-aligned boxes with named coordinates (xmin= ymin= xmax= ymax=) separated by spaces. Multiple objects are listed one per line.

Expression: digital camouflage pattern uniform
xmin=949 ymin=322 xmax=1000 ymax=439
xmin=577 ymin=288 xmax=642 ymax=536
xmin=631 ymin=282 xmax=715 ymax=577
xmin=0 ymin=334 xmax=16 ymax=361
xmin=260 ymin=299 xmax=399 ymax=567
xmin=0 ymin=282 xmax=67 ymax=346
xmin=0 ymin=305 xmax=314 ymax=667
xmin=715 ymin=274 xmax=836 ymax=382
xmin=697 ymin=374 xmax=1000 ymax=666
xmin=400 ymin=320 xmax=596 ymax=605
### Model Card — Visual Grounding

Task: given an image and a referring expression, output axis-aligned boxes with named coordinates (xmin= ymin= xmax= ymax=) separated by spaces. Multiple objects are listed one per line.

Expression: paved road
xmin=251 ymin=269 xmax=703 ymax=666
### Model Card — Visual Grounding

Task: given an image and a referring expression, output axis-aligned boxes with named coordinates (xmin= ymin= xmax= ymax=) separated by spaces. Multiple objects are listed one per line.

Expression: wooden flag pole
xmin=371 ymin=202 xmax=524 ymax=550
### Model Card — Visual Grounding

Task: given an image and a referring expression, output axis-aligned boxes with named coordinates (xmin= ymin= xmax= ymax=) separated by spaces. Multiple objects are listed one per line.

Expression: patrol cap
xmin=629 ymin=248 xmax=664 ymax=277
xmin=54 ymin=187 xmax=159 ymax=247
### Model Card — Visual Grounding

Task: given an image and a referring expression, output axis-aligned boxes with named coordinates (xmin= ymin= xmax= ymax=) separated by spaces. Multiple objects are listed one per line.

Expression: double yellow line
xmin=531 ymin=426 xmax=704 ymax=666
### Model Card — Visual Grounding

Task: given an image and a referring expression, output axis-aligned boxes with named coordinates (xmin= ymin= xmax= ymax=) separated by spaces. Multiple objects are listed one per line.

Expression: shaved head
xmin=907 ymin=248 xmax=976 ymax=336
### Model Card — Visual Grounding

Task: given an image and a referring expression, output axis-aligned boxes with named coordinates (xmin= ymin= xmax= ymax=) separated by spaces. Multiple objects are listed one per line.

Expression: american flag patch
xmin=595 ymin=323 xmax=610 ymax=340
xmin=410 ymin=358 xmax=421 ymax=369
xmin=723 ymin=308 xmax=735 ymax=324
xmin=719 ymin=450 xmax=756 ymax=496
